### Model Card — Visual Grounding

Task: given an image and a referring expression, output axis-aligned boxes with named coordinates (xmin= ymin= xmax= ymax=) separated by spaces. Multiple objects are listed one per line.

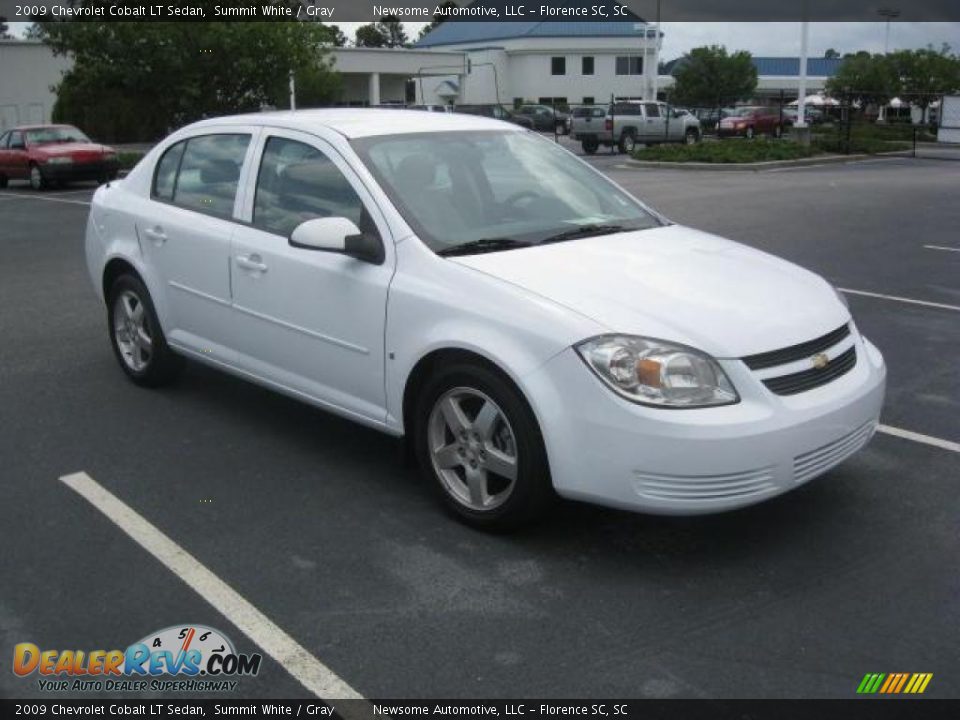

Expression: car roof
xmin=186 ymin=108 xmax=515 ymax=139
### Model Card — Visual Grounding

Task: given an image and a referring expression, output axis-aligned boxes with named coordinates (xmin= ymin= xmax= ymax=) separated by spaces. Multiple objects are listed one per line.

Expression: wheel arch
xmin=401 ymin=347 xmax=540 ymax=442
xmin=102 ymin=257 xmax=144 ymax=303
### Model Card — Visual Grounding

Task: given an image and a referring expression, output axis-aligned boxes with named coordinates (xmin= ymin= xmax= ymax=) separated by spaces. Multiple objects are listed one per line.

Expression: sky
xmin=7 ymin=21 xmax=959 ymax=60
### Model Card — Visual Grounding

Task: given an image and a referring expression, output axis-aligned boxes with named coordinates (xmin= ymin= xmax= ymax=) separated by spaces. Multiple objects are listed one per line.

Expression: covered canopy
xmin=787 ymin=93 xmax=840 ymax=107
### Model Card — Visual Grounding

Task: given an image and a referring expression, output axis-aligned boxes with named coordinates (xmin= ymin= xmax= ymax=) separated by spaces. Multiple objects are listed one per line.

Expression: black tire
xmin=29 ymin=163 xmax=47 ymax=191
xmin=0 ymin=173 xmax=7 ymax=188
xmin=107 ymin=274 xmax=183 ymax=387
xmin=581 ymin=137 xmax=599 ymax=154
xmin=618 ymin=131 xmax=637 ymax=154
xmin=414 ymin=362 xmax=553 ymax=530
xmin=685 ymin=128 xmax=699 ymax=145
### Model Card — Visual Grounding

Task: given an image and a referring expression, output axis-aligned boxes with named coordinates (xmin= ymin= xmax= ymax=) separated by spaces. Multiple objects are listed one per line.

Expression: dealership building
xmin=2 ymin=28 xmax=844 ymax=132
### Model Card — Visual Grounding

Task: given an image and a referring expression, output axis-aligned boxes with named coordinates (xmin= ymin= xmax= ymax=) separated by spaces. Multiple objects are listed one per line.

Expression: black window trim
xmin=551 ymin=56 xmax=566 ymax=76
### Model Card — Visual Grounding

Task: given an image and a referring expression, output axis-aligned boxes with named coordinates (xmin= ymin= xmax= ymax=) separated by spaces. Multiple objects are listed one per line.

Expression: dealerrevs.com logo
xmin=13 ymin=624 xmax=262 ymax=693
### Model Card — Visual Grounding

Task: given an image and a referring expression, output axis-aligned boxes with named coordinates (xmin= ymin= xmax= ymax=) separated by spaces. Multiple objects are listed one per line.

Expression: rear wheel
xmin=581 ymin=137 xmax=599 ymax=154
xmin=618 ymin=131 xmax=638 ymax=154
xmin=107 ymin=274 xmax=183 ymax=387
xmin=414 ymin=362 xmax=553 ymax=530
xmin=29 ymin=164 xmax=47 ymax=191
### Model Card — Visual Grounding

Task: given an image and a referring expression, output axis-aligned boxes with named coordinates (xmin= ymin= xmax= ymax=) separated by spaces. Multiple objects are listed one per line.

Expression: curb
xmin=622 ymin=151 xmax=912 ymax=171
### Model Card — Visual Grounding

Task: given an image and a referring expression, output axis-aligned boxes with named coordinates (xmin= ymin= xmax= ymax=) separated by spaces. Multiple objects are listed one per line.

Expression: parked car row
xmin=571 ymin=101 xmax=702 ymax=154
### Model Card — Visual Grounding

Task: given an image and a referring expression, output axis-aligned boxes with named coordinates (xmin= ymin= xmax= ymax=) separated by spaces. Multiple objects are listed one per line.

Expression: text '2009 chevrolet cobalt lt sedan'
xmin=85 ymin=109 xmax=885 ymax=529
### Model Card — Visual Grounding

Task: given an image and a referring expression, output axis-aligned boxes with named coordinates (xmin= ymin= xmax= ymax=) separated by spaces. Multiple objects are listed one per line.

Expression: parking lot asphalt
xmin=1 ymin=154 xmax=958 ymax=701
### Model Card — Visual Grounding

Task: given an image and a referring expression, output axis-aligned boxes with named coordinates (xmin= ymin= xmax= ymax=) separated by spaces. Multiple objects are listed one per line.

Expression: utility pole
xmin=795 ymin=16 xmax=811 ymax=145
xmin=289 ymin=70 xmax=297 ymax=111
xmin=878 ymin=8 xmax=900 ymax=53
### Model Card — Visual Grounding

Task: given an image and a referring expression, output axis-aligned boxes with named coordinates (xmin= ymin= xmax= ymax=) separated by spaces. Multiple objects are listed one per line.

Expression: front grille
xmin=742 ymin=324 xmax=851 ymax=370
xmin=763 ymin=346 xmax=857 ymax=396
xmin=793 ymin=421 xmax=876 ymax=483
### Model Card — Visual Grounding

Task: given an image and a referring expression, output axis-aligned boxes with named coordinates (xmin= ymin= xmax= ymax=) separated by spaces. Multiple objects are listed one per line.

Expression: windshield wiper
xmin=437 ymin=237 xmax=534 ymax=257
xmin=538 ymin=224 xmax=626 ymax=245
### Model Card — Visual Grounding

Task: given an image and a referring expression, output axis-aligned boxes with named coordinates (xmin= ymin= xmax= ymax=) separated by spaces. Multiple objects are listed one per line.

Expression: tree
xmin=0 ymin=15 xmax=11 ymax=38
xmin=378 ymin=15 xmax=408 ymax=48
xmin=889 ymin=46 xmax=960 ymax=121
xmin=669 ymin=46 xmax=757 ymax=109
xmin=824 ymin=48 xmax=840 ymax=59
xmin=418 ymin=1 xmax=458 ymax=41
xmin=36 ymin=3 xmax=340 ymax=142
xmin=324 ymin=24 xmax=348 ymax=48
xmin=355 ymin=23 xmax=387 ymax=48
xmin=826 ymin=53 xmax=896 ymax=109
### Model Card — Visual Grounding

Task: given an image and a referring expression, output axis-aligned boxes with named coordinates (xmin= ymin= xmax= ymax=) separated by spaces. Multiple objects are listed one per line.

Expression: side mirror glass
xmin=289 ymin=217 xmax=384 ymax=265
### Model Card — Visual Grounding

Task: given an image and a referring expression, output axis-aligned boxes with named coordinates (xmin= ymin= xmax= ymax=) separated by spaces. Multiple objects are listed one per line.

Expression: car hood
xmin=449 ymin=225 xmax=849 ymax=358
xmin=32 ymin=143 xmax=111 ymax=157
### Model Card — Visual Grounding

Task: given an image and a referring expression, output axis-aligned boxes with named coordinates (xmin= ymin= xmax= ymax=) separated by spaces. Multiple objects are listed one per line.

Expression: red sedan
xmin=717 ymin=106 xmax=792 ymax=139
xmin=0 ymin=124 xmax=119 ymax=190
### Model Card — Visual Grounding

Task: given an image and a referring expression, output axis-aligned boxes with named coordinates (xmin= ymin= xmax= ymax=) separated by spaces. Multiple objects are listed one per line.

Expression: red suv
xmin=0 ymin=124 xmax=119 ymax=190
xmin=718 ymin=106 xmax=791 ymax=139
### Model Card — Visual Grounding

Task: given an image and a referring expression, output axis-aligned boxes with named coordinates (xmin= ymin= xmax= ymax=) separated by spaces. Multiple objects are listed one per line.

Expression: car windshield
xmin=25 ymin=126 xmax=91 ymax=145
xmin=729 ymin=108 xmax=760 ymax=117
xmin=352 ymin=130 xmax=661 ymax=254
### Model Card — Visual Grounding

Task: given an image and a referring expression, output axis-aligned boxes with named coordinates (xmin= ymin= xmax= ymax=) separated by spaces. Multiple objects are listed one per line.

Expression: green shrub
xmin=631 ymin=139 xmax=820 ymax=163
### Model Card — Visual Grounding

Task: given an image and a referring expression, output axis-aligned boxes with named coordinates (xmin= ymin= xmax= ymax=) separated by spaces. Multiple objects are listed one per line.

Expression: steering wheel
xmin=503 ymin=190 xmax=541 ymax=209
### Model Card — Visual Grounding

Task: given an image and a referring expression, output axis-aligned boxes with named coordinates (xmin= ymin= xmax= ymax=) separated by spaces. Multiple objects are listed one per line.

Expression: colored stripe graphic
xmin=858 ymin=672 xmax=933 ymax=694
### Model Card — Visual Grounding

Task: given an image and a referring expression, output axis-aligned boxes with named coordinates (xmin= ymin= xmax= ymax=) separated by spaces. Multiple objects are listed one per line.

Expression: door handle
xmin=235 ymin=254 xmax=268 ymax=273
xmin=142 ymin=226 xmax=167 ymax=246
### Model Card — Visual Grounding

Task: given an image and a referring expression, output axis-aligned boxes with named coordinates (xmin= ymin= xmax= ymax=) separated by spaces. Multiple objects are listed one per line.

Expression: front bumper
xmin=523 ymin=332 xmax=886 ymax=515
xmin=41 ymin=159 xmax=119 ymax=182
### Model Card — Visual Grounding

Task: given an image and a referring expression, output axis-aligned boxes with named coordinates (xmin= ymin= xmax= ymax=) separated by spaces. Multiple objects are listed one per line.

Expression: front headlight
xmin=45 ymin=156 xmax=73 ymax=165
xmin=575 ymin=335 xmax=739 ymax=408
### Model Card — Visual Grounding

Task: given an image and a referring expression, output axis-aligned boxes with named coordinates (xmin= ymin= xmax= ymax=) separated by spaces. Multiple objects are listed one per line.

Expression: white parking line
xmin=838 ymin=288 xmax=960 ymax=313
xmin=0 ymin=191 xmax=91 ymax=206
xmin=59 ymin=471 xmax=364 ymax=700
xmin=924 ymin=245 xmax=960 ymax=253
xmin=877 ymin=425 xmax=960 ymax=454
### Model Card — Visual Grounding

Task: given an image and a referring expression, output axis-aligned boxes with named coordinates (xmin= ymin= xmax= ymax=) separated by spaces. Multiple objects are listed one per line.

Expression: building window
xmin=551 ymin=57 xmax=566 ymax=75
xmin=582 ymin=56 xmax=594 ymax=75
xmin=538 ymin=97 xmax=569 ymax=109
xmin=513 ymin=97 xmax=524 ymax=109
xmin=615 ymin=56 xmax=644 ymax=75
xmin=583 ymin=96 xmax=595 ymax=105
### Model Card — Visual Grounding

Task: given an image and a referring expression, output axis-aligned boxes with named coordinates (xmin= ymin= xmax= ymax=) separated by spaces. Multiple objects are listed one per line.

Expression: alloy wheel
xmin=30 ymin=166 xmax=43 ymax=190
xmin=427 ymin=387 xmax=519 ymax=512
xmin=113 ymin=290 xmax=153 ymax=372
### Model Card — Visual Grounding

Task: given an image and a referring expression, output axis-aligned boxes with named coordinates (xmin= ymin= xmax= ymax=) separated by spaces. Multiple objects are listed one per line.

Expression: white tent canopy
xmin=787 ymin=92 xmax=840 ymax=107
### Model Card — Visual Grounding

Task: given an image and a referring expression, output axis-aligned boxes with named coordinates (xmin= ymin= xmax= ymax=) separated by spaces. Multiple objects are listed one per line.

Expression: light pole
xmin=878 ymin=7 xmax=900 ymax=53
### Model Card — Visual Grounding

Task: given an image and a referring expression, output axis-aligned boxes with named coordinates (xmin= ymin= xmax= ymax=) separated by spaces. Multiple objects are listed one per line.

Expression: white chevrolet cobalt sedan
xmin=85 ymin=110 xmax=886 ymax=529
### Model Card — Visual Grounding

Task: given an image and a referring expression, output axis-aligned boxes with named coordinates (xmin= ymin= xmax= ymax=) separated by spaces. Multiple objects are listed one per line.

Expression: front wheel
xmin=107 ymin=275 xmax=183 ymax=387
xmin=414 ymin=363 xmax=553 ymax=530
xmin=685 ymin=128 xmax=700 ymax=145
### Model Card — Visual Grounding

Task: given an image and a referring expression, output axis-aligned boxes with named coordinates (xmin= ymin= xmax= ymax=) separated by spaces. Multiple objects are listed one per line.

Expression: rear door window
xmin=172 ymin=134 xmax=251 ymax=220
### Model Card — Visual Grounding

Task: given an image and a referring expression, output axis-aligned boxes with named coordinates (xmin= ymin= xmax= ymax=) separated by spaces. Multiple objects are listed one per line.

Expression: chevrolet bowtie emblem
xmin=811 ymin=352 xmax=830 ymax=369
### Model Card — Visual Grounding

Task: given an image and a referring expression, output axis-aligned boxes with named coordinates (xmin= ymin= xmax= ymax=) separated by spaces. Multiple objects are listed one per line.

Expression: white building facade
xmin=413 ymin=21 xmax=661 ymax=107
xmin=0 ymin=40 xmax=73 ymax=131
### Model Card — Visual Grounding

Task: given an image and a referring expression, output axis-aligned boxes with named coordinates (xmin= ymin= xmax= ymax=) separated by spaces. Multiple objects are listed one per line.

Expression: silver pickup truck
xmin=571 ymin=101 xmax=702 ymax=154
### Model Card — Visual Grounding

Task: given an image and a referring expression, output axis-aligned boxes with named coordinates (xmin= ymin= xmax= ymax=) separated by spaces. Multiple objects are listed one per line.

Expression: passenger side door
xmin=229 ymin=131 xmax=394 ymax=425
xmin=136 ymin=131 xmax=254 ymax=360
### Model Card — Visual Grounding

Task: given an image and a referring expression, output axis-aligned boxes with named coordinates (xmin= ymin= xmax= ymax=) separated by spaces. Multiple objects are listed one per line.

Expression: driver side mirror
xmin=289 ymin=217 xmax=384 ymax=265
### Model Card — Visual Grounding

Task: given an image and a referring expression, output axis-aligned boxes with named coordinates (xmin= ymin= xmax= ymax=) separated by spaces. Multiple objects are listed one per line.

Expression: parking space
xmin=1 ymin=157 xmax=958 ymax=701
